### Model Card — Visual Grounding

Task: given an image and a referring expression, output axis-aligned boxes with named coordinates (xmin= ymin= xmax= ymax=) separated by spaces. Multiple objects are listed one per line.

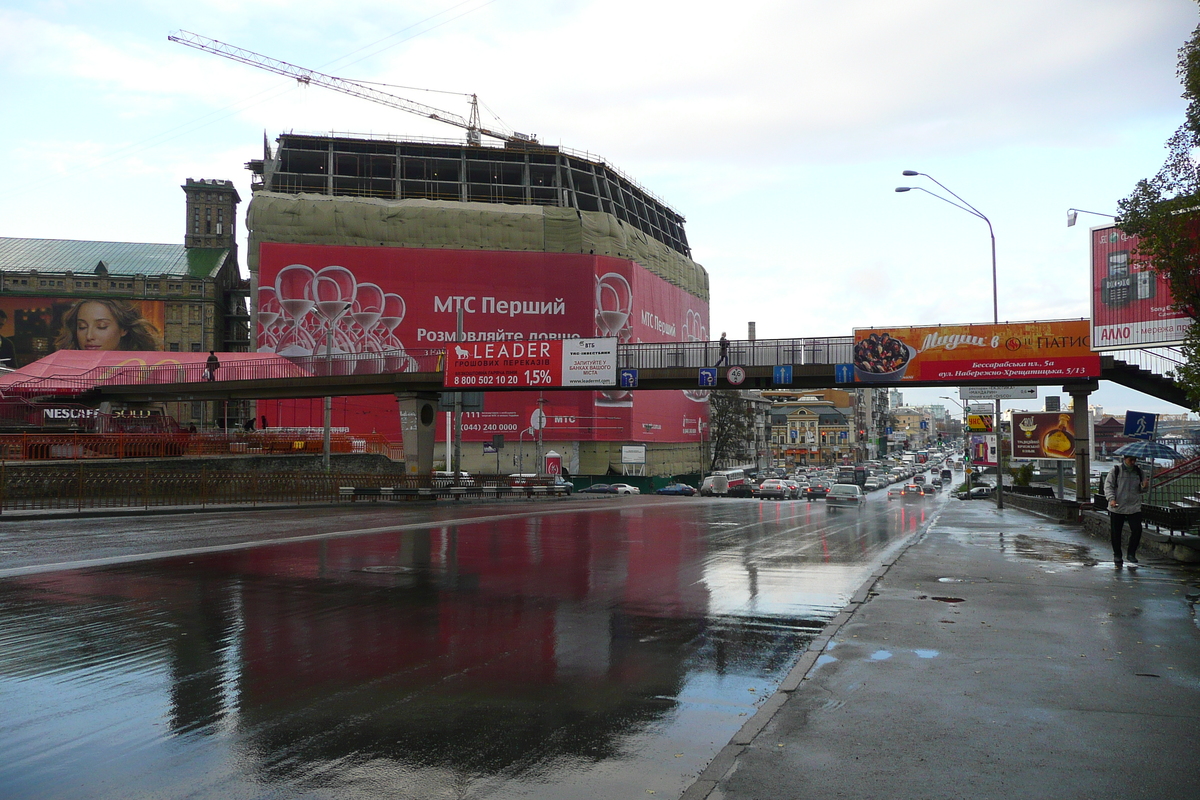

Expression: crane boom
xmin=168 ymin=30 xmax=535 ymax=146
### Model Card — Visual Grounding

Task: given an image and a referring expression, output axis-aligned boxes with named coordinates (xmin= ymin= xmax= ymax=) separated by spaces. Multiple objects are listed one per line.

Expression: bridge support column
xmin=396 ymin=393 xmax=439 ymax=476
xmin=1066 ymin=381 xmax=1098 ymax=503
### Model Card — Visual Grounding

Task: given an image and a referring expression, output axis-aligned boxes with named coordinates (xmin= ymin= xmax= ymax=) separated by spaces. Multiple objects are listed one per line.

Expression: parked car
xmin=802 ymin=483 xmax=830 ymax=500
xmin=656 ymin=482 xmax=696 ymax=496
xmin=757 ymin=479 xmax=790 ymax=500
xmin=609 ymin=483 xmax=641 ymax=495
xmin=580 ymin=483 xmax=614 ymax=494
xmin=554 ymin=476 xmax=574 ymax=494
xmin=957 ymin=486 xmax=993 ymax=500
xmin=826 ymin=483 xmax=865 ymax=507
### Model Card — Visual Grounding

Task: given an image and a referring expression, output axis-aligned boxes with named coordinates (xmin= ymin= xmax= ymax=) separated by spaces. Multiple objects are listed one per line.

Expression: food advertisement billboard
xmin=1090 ymin=225 xmax=1189 ymax=349
xmin=256 ymin=243 xmax=709 ymax=443
xmin=1011 ymin=412 xmax=1077 ymax=460
xmin=851 ymin=320 xmax=1099 ymax=384
xmin=0 ymin=297 xmax=166 ymax=369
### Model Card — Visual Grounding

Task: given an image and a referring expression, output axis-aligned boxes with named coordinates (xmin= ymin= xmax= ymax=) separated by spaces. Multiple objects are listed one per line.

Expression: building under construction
xmin=245 ymin=132 xmax=712 ymax=477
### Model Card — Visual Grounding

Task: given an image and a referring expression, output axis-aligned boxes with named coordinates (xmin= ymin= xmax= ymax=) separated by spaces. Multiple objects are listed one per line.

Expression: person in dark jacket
xmin=1105 ymin=454 xmax=1149 ymax=567
xmin=204 ymin=351 xmax=219 ymax=382
xmin=715 ymin=333 xmax=729 ymax=367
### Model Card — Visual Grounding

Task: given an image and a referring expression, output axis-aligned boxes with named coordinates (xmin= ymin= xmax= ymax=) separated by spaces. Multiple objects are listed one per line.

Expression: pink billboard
xmin=1090 ymin=225 xmax=1189 ymax=349
xmin=256 ymin=243 xmax=709 ymax=443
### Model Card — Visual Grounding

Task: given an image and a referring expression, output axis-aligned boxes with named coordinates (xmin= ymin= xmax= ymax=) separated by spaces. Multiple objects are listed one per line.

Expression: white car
xmin=610 ymin=483 xmax=641 ymax=495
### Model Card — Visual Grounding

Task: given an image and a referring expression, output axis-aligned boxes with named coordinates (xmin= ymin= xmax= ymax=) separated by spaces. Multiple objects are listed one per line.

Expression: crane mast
xmin=168 ymin=30 xmax=536 ymax=146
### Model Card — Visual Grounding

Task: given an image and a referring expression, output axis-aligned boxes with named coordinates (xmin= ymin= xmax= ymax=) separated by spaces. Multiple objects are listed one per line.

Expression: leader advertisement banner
xmin=257 ymin=243 xmax=709 ymax=443
xmin=1090 ymin=225 xmax=1189 ymax=349
xmin=851 ymin=320 xmax=1099 ymax=384
xmin=1011 ymin=412 xmax=1077 ymax=460
xmin=444 ymin=338 xmax=617 ymax=388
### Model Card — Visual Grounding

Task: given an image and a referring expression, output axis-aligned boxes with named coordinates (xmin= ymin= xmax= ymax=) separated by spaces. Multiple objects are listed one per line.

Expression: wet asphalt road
xmin=0 ymin=490 xmax=946 ymax=799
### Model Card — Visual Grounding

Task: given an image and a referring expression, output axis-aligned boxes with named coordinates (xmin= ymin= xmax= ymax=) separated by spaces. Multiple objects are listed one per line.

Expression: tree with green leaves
xmin=1117 ymin=10 xmax=1200 ymax=408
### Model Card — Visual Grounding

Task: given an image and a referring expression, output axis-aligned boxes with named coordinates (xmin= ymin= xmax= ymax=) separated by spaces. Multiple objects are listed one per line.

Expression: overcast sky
xmin=1 ymin=0 xmax=1197 ymax=416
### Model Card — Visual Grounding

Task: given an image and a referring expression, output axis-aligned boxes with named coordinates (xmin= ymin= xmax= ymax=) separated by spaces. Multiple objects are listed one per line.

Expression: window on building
xmin=191 ymin=343 xmax=202 ymax=352
xmin=169 ymin=343 xmax=180 ymax=352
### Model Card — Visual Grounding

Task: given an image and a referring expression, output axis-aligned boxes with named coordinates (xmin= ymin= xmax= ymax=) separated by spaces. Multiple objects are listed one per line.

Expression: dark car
xmin=802 ymin=483 xmax=829 ymax=500
xmin=920 ymin=483 xmax=938 ymax=496
xmin=901 ymin=483 xmax=923 ymax=501
xmin=957 ymin=486 xmax=993 ymax=500
xmin=656 ymin=482 xmax=696 ymax=496
xmin=580 ymin=483 xmax=614 ymax=494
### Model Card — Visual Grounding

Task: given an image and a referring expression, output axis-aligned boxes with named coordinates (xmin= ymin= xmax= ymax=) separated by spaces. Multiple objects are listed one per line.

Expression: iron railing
xmin=0 ymin=466 xmax=566 ymax=512
xmin=0 ymin=432 xmax=403 ymax=462
xmin=617 ymin=337 xmax=853 ymax=369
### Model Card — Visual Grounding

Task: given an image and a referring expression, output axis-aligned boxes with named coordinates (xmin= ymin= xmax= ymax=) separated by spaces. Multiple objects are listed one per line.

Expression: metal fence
xmin=0 ymin=432 xmax=404 ymax=462
xmin=617 ymin=337 xmax=853 ymax=369
xmin=0 ymin=466 xmax=567 ymax=512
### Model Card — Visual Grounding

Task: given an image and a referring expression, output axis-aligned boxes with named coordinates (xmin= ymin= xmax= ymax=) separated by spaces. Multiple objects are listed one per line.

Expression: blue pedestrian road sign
xmin=1124 ymin=411 xmax=1157 ymax=440
xmin=773 ymin=365 xmax=793 ymax=385
xmin=698 ymin=368 xmax=717 ymax=387
xmin=619 ymin=369 xmax=639 ymax=389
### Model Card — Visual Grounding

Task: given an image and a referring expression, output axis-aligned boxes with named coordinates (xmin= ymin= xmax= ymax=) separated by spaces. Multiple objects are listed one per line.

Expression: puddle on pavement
xmin=953 ymin=530 xmax=1100 ymax=567
xmin=0 ymin=501 xmax=918 ymax=800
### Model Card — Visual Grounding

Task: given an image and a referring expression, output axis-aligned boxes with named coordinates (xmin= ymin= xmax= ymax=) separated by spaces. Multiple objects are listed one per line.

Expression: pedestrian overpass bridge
xmin=6 ymin=336 xmax=1183 ymax=408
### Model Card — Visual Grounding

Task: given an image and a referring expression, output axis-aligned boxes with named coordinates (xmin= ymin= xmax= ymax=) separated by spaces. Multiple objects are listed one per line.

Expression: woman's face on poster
xmin=75 ymin=302 xmax=126 ymax=350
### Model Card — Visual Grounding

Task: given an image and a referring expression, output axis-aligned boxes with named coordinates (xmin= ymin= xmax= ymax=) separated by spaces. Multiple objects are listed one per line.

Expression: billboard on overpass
xmin=851 ymin=320 xmax=1099 ymax=384
xmin=1090 ymin=225 xmax=1190 ymax=349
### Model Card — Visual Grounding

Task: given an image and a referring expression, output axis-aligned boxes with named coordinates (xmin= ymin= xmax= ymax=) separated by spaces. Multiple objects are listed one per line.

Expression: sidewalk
xmin=685 ymin=498 xmax=1200 ymax=800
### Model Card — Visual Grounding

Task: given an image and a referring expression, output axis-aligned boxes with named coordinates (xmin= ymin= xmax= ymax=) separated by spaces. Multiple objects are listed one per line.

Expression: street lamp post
xmin=940 ymin=395 xmax=971 ymax=491
xmin=899 ymin=171 xmax=1004 ymax=507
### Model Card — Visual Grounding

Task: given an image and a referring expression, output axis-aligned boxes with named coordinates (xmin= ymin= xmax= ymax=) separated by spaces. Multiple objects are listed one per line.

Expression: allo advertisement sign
xmin=851 ymin=320 xmax=1100 ymax=384
xmin=1090 ymin=225 xmax=1190 ymax=349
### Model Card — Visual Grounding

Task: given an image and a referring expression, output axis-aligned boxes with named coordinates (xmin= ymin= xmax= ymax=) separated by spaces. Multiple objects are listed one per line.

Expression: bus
xmin=700 ymin=468 xmax=748 ymax=497
xmin=836 ymin=465 xmax=868 ymax=487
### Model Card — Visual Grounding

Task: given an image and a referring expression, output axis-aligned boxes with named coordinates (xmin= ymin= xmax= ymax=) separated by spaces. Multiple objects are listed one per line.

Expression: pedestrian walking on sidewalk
xmin=1105 ymin=454 xmax=1149 ymax=567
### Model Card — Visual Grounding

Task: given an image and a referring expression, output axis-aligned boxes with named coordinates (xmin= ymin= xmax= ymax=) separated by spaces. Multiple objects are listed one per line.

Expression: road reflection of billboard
xmin=0 ymin=504 xmax=886 ymax=796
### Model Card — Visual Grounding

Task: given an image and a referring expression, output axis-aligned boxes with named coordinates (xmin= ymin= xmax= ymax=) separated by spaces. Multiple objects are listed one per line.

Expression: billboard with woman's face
xmin=0 ymin=297 xmax=165 ymax=368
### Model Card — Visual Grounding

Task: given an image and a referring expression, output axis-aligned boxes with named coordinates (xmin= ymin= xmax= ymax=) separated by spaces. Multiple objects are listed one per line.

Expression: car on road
xmin=920 ymin=483 xmax=939 ymax=496
xmin=957 ymin=486 xmax=993 ymax=500
xmin=656 ymin=482 xmax=696 ymax=496
xmin=757 ymin=479 xmax=790 ymax=500
xmin=610 ymin=483 xmax=641 ymax=495
xmin=887 ymin=485 xmax=903 ymax=500
xmin=901 ymin=483 xmax=923 ymax=501
xmin=580 ymin=483 xmax=614 ymax=494
xmin=802 ymin=482 xmax=829 ymax=501
xmin=825 ymin=483 xmax=865 ymax=507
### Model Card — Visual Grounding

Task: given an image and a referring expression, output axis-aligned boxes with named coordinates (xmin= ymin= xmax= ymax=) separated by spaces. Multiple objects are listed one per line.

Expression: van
xmin=432 ymin=470 xmax=474 ymax=487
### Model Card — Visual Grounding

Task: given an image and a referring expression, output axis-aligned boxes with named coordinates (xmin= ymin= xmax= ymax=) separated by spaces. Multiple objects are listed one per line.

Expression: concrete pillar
xmin=1067 ymin=381 xmax=1097 ymax=502
xmin=395 ymin=392 xmax=439 ymax=476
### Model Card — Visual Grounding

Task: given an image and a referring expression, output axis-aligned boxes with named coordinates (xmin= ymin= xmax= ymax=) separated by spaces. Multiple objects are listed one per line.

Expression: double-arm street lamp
xmin=898 ymin=171 xmax=1003 ymax=508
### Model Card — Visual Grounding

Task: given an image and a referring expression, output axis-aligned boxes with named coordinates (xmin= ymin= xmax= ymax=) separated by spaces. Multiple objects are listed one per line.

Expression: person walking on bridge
xmin=204 ymin=351 xmax=220 ymax=382
xmin=715 ymin=333 xmax=729 ymax=367
xmin=1105 ymin=454 xmax=1149 ymax=567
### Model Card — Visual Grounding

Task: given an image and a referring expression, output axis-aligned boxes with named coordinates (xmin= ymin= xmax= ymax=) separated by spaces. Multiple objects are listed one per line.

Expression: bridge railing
xmin=618 ymin=337 xmax=853 ymax=369
xmin=2 ymin=348 xmax=447 ymax=393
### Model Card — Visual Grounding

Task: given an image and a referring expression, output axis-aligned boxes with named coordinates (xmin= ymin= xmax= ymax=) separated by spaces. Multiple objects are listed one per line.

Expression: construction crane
xmin=168 ymin=30 xmax=537 ymax=147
